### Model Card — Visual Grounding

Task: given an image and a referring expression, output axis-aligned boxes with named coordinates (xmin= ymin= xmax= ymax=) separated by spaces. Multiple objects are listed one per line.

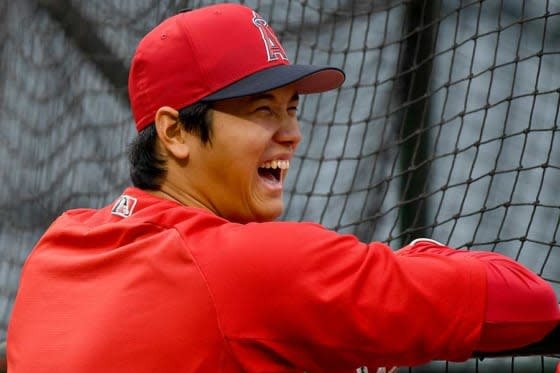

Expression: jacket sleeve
xmin=397 ymin=239 xmax=560 ymax=352
xmin=189 ymin=221 xmax=489 ymax=371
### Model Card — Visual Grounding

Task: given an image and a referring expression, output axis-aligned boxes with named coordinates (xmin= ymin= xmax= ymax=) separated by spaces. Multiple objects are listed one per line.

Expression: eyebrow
xmin=249 ymin=92 xmax=300 ymax=102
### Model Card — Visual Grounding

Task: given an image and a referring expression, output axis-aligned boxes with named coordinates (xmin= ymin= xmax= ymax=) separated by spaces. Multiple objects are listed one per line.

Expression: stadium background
xmin=1 ymin=0 xmax=559 ymax=371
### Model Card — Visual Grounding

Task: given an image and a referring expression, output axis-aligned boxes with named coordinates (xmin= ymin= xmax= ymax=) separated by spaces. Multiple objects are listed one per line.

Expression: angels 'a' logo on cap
xmin=252 ymin=11 xmax=288 ymax=62
xmin=111 ymin=195 xmax=138 ymax=218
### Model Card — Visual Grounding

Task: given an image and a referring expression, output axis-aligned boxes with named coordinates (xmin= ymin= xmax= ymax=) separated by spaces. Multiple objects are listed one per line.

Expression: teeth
xmin=259 ymin=160 xmax=290 ymax=170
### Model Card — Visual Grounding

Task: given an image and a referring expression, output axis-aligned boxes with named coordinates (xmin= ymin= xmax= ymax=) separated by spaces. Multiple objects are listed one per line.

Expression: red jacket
xmin=7 ymin=187 xmax=559 ymax=372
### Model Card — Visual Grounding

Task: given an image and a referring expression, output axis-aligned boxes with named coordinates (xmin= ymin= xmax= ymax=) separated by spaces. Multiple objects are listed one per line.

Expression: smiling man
xmin=7 ymin=3 xmax=560 ymax=373
xmin=151 ymin=87 xmax=302 ymax=223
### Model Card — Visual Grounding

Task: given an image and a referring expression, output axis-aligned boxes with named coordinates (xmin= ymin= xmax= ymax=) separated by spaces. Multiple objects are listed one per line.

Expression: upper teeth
xmin=260 ymin=160 xmax=290 ymax=170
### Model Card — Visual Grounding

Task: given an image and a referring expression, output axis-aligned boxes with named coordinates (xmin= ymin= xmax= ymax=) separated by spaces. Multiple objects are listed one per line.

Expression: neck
xmin=148 ymin=183 xmax=219 ymax=217
xmin=150 ymin=189 xmax=182 ymax=205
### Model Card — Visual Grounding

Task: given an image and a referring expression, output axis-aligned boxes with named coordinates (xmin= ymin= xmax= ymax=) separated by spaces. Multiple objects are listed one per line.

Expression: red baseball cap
xmin=128 ymin=3 xmax=345 ymax=132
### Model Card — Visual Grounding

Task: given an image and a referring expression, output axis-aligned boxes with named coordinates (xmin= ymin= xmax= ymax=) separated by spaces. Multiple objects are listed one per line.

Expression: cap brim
xmin=202 ymin=64 xmax=345 ymax=101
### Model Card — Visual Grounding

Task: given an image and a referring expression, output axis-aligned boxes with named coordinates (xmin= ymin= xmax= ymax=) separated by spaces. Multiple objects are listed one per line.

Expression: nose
xmin=275 ymin=117 xmax=302 ymax=150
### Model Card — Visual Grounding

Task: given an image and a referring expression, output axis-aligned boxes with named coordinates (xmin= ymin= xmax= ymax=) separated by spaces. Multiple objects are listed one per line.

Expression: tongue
xmin=258 ymin=168 xmax=279 ymax=183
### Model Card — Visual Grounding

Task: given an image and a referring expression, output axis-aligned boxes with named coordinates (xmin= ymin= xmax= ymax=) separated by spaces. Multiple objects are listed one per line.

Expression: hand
xmin=375 ymin=367 xmax=398 ymax=373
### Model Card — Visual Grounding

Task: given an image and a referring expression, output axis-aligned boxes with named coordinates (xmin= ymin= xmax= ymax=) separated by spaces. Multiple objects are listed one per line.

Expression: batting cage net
xmin=1 ymin=0 xmax=559 ymax=371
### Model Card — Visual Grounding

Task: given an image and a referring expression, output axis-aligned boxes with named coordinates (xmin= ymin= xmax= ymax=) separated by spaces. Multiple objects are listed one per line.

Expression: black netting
xmin=1 ymin=0 xmax=559 ymax=371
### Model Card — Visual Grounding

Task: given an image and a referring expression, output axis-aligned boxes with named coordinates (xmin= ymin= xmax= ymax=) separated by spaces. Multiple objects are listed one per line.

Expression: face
xmin=183 ymin=85 xmax=302 ymax=223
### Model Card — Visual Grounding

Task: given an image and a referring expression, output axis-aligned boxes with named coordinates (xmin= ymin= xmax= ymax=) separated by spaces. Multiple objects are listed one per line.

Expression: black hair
xmin=128 ymin=101 xmax=213 ymax=190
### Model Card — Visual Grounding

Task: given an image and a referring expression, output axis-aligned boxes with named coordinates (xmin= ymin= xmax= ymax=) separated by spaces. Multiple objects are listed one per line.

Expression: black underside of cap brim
xmin=202 ymin=64 xmax=345 ymax=102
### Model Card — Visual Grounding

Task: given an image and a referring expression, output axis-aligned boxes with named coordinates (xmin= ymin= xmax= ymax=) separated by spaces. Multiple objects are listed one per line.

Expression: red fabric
xmin=130 ymin=4 xmax=287 ymax=131
xmin=7 ymin=188 xmax=557 ymax=372
xmin=128 ymin=4 xmax=343 ymax=131
xmin=398 ymin=239 xmax=560 ymax=352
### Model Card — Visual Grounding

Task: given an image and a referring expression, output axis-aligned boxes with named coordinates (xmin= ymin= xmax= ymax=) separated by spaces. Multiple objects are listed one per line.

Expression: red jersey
xmin=7 ymin=187 xmax=558 ymax=372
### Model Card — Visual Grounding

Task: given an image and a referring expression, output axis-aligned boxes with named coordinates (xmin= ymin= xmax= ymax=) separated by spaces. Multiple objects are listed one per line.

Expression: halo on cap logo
xmin=251 ymin=11 xmax=288 ymax=62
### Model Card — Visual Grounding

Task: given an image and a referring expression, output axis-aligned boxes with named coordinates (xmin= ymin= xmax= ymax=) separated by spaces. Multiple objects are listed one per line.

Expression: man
xmin=7 ymin=3 xmax=560 ymax=372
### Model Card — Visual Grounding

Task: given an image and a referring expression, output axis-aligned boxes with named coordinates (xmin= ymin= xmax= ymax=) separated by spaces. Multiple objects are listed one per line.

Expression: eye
xmin=286 ymin=105 xmax=298 ymax=117
xmin=255 ymin=106 xmax=273 ymax=114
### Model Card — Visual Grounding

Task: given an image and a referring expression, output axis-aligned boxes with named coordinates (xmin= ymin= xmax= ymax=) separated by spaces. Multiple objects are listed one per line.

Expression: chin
xmin=227 ymin=205 xmax=283 ymax=224
xmin=254 ymin=211 xmax=282 ymax=222
xmin=253 ymin=204 xmax=284 ymax=222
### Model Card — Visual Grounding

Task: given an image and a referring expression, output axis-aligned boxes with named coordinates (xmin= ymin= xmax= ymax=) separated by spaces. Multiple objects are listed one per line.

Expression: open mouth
xmin=258 ymin=160 xmax=290 ymax=184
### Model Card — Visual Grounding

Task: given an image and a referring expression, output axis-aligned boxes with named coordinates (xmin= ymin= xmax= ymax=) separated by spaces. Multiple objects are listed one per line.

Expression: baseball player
xmin=7 ymin=3 xmax=560 ymax=372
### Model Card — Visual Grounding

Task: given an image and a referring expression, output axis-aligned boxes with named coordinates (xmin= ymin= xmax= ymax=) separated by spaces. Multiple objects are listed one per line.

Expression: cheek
xmin=217 ymin=134 xmax=268 ymax=166
xmin=208 ymin=142 xmax=260 ymax=188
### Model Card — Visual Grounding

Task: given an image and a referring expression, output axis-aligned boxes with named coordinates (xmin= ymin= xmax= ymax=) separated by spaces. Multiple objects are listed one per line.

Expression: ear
xmin=154 ymin=106 xmax=190 ymax=160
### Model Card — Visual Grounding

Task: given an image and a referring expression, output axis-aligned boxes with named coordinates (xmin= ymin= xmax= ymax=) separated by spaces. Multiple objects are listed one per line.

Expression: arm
xmin=191 ymin=222 xmax=489 ymax=370
xmin=473 ymin=322 xmax=560 ymax=357
xmin=397 ymin=239 xmax=560 ymax=352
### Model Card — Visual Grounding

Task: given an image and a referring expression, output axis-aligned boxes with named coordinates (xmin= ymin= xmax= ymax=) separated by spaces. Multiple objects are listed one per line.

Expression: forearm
xmin=397 ymin=239 xmax=560 ymax=352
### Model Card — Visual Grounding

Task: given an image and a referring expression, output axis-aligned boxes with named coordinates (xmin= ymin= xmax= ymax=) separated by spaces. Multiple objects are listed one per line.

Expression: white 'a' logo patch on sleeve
xmin=111 ymin=195 xmax=138 ymax=218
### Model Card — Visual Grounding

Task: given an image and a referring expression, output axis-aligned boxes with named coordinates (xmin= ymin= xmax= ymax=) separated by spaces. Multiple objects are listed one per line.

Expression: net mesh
xmin=1 ymin=0 xmax=559 ymax=371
